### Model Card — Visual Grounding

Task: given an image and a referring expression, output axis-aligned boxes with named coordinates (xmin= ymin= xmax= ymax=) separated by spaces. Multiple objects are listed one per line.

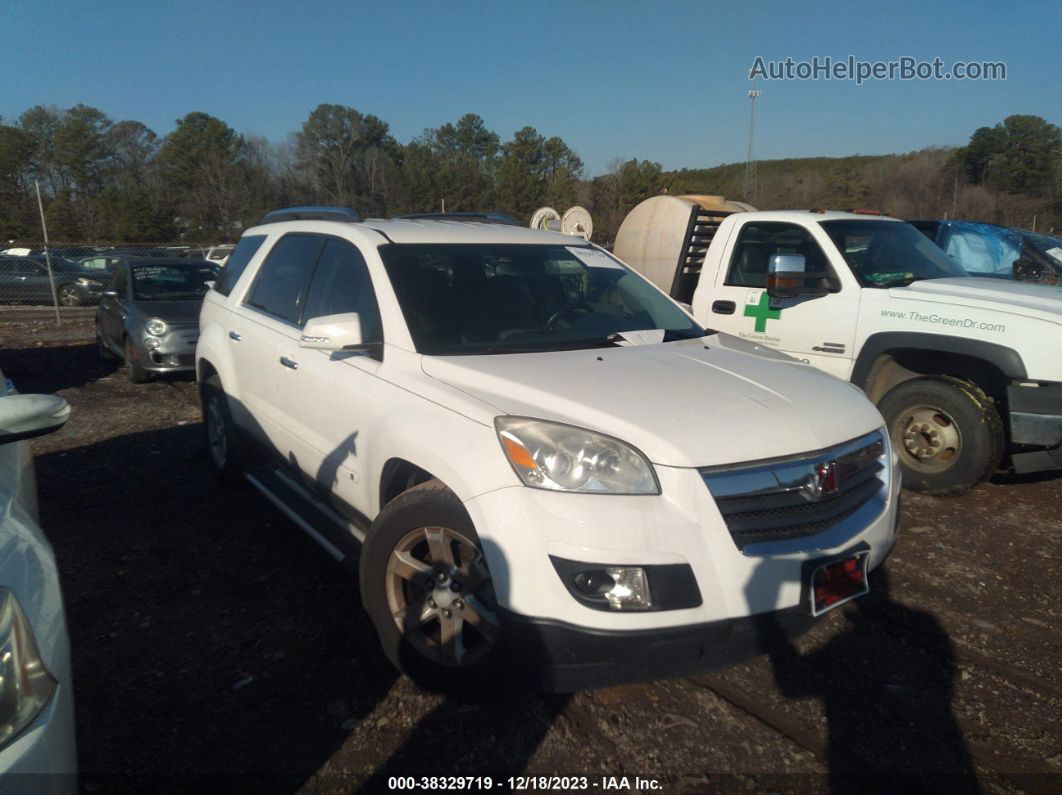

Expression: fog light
xmin=162 ymin=354 xmax=181 ymax=367
xmin=604 ymin=567 xmax=652 ymax=610
xmin=144 ymin=336 xmax=160 ymax=350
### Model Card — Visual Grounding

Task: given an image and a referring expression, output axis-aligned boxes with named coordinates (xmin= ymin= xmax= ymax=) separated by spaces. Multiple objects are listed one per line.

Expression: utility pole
xmin=744 ymin=81 xmax=761 ymax=204
xmin=34 ymin=180 xmax=61 ymax=326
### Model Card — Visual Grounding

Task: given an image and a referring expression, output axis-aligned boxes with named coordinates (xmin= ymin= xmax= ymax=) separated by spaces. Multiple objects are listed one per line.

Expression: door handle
xmin=711 ymin=300 xmax=736 ymax=314
xmin=228 ymin=330 xmax=241 ymax=341
xmin=279 ymin=355 xmax=298 ymax=370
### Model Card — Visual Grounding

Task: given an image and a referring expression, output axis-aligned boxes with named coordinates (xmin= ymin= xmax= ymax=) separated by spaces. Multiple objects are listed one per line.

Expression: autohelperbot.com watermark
xmin=749 ymin=55 xmax=1006 ymax=85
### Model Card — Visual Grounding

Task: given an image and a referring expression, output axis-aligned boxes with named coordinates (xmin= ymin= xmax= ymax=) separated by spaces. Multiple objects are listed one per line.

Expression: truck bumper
xmin=1007 ymin=383 xmax=1062 ymax=474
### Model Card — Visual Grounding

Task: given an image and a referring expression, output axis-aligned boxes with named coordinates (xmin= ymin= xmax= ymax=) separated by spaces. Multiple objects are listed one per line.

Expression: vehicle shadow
xmin=34 ymin=423 xmax=399 ymax=790
xmin=2 ymin=343 xmax=117 ymax=393
xmin=748 ymin=562 xmax=978 ymax=793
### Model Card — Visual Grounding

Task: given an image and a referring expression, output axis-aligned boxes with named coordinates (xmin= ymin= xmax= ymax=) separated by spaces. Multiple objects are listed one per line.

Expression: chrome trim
xmin=701 ymin=429 xmax=889 ymax=556
xmin=700 ymin=429 xmax=884 ymax=499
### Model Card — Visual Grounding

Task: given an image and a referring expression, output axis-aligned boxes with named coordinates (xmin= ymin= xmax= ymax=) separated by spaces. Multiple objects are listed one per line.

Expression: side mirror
xmin=677 ymin=301 xmax=694 ymax=315
xmin=300 ymin=312 xmax=372 ymax=352
xmin=0 ymin=394 xmax=70 ymax=445
xmin=766 ymin=254 xmax=830 ymax=298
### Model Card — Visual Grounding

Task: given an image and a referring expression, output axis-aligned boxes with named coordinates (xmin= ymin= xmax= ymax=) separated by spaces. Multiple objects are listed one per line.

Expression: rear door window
xmin=246 ymin=234 xmax=325 ymax=324
xmin=214 ymin=235 xmax=267 ymax=296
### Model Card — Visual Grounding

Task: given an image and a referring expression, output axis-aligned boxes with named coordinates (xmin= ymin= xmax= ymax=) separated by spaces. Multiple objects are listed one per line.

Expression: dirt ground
xmin=2 ymin=307 xmax=1060 ymax=794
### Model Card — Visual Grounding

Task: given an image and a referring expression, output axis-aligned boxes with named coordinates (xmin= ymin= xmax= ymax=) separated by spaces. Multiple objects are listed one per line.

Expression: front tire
xmin=878 ymin=376 xmax=1004 ymax=496
xmin=360 ymin=479 xmax=502 ymax=691
xmin=124 ymin=337 xmax=149 ymax=383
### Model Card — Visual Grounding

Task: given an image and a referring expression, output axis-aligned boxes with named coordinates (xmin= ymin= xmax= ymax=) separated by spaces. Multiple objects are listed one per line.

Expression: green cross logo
xmin=743 ymin=292 xmax=781 ymax=333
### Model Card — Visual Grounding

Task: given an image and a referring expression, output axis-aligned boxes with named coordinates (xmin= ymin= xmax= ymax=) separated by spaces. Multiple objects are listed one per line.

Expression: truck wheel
xmin=878 ymin=376 xmax=1004 ymax=496
xmin=360 ymin=479 xmax=502 ymax=692
xmin=200 ymin=374 xmax=246 ymax=487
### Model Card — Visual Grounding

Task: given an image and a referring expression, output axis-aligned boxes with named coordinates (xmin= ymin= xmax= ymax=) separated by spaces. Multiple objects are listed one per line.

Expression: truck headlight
xmin=145 ymin=318 xmax=167 ymax=336
xmin=495 ymin=417 xmax=660 ymax=494
xmin=0 ymin=588 xmax=57 ymax=749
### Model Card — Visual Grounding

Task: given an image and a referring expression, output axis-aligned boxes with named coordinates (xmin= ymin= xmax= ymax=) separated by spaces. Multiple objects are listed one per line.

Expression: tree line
xmin=1 ymin=103 xmax=1058 ymax=246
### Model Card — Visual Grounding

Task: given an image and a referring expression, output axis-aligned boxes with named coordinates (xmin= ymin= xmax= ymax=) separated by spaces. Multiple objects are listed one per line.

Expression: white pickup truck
xmin=614 ymin=197 xmax=1062 ymax=495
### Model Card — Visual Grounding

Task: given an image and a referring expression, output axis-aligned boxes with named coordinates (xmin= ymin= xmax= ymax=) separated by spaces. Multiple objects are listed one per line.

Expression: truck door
xmin=702 ymin=220 xmax=859 ymax=379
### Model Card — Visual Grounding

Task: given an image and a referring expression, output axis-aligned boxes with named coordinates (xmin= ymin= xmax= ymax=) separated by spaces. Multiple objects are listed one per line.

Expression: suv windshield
xmin=821 ymin=220 xmax=968 ymax=287
xmin=131 ymin=262 xmax=216 ymax=301
xmin=379 ymin=244 xmax=706 ymax=355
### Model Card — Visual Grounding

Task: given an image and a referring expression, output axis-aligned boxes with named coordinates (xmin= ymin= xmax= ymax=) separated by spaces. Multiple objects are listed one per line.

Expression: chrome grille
xmin=700 ymin=430 xmax=887 ymax=553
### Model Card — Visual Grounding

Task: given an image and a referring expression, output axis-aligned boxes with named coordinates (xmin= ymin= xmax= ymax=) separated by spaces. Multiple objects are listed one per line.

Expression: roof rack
xmin=395 ymin=212 xmax=519 ymax=226
xmin=260 ymin=206 xmax=362 ymax=224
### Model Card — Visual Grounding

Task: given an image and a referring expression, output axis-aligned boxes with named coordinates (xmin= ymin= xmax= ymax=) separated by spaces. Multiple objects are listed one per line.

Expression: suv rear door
xmin=232 ymin=234 xmax=325 ymax=450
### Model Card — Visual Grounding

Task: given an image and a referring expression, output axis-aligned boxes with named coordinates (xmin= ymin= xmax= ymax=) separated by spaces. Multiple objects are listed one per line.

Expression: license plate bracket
xmin=805 ymin=549 xmax=870 ymax=617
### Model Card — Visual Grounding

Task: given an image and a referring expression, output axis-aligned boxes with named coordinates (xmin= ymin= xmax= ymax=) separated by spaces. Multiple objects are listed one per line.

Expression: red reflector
xmin=810 ymin=553 xmax=869 ymax=615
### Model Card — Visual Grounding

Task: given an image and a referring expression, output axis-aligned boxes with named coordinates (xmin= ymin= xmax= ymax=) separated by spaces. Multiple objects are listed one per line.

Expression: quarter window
xmin=246 ymin=235 xmax=325 ymax=323
xmin=301 ymin=240 xmax=382 ymax=341
xmin=725 ymin=222 xmax=838 ymax=290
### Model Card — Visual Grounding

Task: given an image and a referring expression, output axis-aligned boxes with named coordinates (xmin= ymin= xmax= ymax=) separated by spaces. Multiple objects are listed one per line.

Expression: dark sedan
xmin=0 ymin=254 xmax=113 ymax=306
xmin=95 ymin=258 xmax=216 ymax=382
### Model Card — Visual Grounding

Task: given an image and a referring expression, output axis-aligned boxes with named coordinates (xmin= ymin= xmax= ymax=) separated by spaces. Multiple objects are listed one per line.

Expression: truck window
xmin=246 ymin=234 xmax=325 ymax=323
xmin=301 ymin=239 xmax=383 ymax=341
xmin=725 ymin=223 xmax=838 ymax=290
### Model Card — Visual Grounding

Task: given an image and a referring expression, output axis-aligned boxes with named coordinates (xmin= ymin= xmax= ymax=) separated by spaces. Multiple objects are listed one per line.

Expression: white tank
xmin=613 ymin=195 xmax=753 ymax=295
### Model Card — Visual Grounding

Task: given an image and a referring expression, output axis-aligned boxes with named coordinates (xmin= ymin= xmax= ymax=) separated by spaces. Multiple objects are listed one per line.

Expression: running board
xmin=245 ymin=466 xmax=367 ymax=563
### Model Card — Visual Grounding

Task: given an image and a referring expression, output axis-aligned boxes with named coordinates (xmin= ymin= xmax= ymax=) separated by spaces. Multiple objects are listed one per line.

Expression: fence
xmin=0 ymin=242 xmax=233 ymax=323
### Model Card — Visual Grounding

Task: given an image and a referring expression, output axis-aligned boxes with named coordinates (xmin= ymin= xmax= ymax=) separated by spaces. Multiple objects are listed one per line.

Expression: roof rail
xmin=260 ymin=206 xmax=362 ymax=224
xmin=395 ymin=212 xmax=519 ymax=226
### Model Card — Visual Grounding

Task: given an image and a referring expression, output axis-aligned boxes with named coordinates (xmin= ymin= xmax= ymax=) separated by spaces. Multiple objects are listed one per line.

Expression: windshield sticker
xmin=1046 ymin=247 xmax=1062 ymax=264
xmin=565 ymin=247 xmax=625 ymax=270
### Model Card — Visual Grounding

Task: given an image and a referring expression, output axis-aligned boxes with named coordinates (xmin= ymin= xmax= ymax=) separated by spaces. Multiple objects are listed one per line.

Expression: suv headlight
xmin=495 ymin=417 xmax=660 ymax=494
xmin=0 ymin=588 xmax=57 ymax=749
xmin=145 ymin=318 xmax=166 ymax=336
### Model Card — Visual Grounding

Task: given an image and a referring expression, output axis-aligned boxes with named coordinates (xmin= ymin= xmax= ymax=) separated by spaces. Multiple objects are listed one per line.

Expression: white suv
xmin=196 ymin=206 xmax=900 ymax=690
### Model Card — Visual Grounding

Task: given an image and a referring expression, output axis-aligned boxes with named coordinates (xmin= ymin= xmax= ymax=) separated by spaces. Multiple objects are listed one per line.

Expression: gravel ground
xmin=2 ymin=307 xmax=1059 ymax=793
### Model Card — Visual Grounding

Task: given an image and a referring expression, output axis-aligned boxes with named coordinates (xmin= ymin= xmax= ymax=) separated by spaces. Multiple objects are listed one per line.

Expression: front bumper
xmin=500 ymin=604 xmax=818 ymax=692
xmin=133 ymin=327 xmax=198 ymax=374
xmin=1007 ymin=383 xmax=1062 ymax=474
xmin=463 ymin=451 xmax=900 ymax=688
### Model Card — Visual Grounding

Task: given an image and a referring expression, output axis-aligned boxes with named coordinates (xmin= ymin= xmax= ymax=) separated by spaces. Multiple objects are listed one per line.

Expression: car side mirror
xmin=0 ymin=394 xmax=70 ymax=445
xmin=300 ymin=312 xmax=378 ymax=353
xmin=766 ymin=254 xmax=831 ymax=298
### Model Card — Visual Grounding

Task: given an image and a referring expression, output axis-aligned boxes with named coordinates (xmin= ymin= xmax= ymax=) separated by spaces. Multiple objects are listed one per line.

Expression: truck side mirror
xmin=766 ymin=254 xmax=831 ymax=298
xmin=0 ymin=394 xmax=70 ymax=445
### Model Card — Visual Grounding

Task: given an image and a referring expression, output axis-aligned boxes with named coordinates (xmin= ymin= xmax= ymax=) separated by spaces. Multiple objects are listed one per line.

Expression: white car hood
xmin=890 ymin=278 xmax=1062 ymax=324
xmin=422 ymin=335 xmax=884 ymax=468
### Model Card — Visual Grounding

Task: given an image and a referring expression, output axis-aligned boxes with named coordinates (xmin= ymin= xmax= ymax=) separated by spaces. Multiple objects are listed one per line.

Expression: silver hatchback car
xmin=96 ymin=258 xmax=217 ymax=383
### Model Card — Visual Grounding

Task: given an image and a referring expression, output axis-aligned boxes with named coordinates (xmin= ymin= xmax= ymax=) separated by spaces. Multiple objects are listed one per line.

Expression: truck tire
xmin=360 ymin=479 xmax=503 ymax=693
xmin=878 ymin=376 xmax=1004 ymax=496
xmin=200 ymin=374 xmax=247 ymax=487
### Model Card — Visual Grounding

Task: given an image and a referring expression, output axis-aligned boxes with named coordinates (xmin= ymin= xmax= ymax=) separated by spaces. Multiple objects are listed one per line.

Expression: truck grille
xmin=700 ymin=430 xmax=887 ymax=553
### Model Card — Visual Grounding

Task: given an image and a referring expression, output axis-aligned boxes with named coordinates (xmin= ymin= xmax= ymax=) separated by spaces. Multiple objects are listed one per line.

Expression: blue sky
xmin=2 ymin=0 xmax=1059 ymax=176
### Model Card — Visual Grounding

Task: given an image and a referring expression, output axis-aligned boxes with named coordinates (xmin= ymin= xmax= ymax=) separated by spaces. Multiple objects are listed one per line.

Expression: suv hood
xmin=422 ymin=335 xmax=884 ymax=468
xmin=891 ymin=278 xmax=1062 ymax=324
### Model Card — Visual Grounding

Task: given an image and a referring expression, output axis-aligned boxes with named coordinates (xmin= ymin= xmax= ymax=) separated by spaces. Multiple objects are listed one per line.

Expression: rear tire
xmin=200 ymin=374 xmax=247 ymax=487
xmin=878 ymin=376 xmax=1004 ymax=496
xmin=360 ymin=479 xmax=504 ymax=693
